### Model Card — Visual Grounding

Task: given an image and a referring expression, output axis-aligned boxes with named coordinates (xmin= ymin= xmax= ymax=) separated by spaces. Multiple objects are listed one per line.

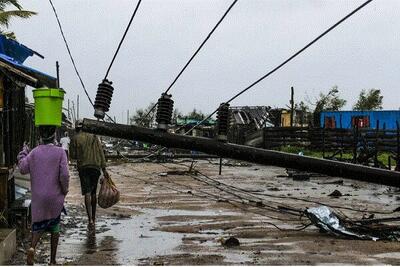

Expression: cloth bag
xmin=98 ymin=175 xmax=120 ymax=209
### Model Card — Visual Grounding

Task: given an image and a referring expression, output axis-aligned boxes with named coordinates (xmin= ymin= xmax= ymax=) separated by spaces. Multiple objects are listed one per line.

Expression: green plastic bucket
xmin=33 ymin=88 xmax=65 ymax=126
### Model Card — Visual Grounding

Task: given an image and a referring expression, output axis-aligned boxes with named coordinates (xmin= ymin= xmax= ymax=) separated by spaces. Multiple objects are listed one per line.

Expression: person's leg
xmin=84 ymin=193 xmax=94 ymax=227
xmin=27 ymin=231 xmax=44 ymax=265
xmin=90 ymin=169 xmax=100 ymax=226
xmin=50 ymin=231 xmax=60 ymax=264
xmin=91 ymin=190 xmax=97 ymax=225
xmin=80 ymin=168 xmax=94 ymax=228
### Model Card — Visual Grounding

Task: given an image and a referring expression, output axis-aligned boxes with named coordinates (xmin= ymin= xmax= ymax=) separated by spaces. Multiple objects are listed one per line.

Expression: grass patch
xmin=276 ymin=145 xmax=393 ymax=166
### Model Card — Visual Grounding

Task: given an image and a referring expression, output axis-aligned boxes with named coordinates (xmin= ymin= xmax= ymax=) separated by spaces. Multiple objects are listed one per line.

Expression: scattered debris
xmin=220 ymin=236 xmax=240 ymax=247
xmin=393 ymin=207 xmax=400 ymax=212
xmin=292 ymin=173 xmax=310 ymax=181
xmin=268 ymin=187 xmax=280 ymax=191
xmin=320 ymin=180 xmax=344 ymax=185
xmin=306 ymin=206 xmax=400 ymax=241
xmin=328 ymin=190 xmax=343 ymax=198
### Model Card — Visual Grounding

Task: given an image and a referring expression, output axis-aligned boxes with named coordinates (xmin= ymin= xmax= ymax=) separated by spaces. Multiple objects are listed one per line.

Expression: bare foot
xmin=88 ymin=221 xmax=95 ymax=230
xmin=27 ymin=247 xmax=35 ymax=265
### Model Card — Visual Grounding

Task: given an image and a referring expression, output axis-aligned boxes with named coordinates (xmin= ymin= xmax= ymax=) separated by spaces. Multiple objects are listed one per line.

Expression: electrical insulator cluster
xmin=94 ymin=79 xmax=114 ymax=120
xmin=216 ymin=102 xmax=230 ymax=142
xmin=155 ymin=93 xmax=174 ymax=130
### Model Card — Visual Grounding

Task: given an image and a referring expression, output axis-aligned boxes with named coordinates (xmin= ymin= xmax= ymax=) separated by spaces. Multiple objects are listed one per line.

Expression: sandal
xmin=27 ymin=247 xmax=35 ymax=265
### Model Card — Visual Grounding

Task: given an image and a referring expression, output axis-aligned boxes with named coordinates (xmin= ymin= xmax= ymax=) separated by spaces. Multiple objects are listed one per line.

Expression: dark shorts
xmin=32 ymin=208 xmax=66 ymax=233
xmin=78 ymin=167 xmax=101 ymax=195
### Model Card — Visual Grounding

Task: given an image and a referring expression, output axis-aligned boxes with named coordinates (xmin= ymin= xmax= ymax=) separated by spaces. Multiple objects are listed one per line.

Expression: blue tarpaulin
xmin=0 ymin=34 xmax=56 ymax=87
xmin=0 ymin=34 xmax=35 ymax=64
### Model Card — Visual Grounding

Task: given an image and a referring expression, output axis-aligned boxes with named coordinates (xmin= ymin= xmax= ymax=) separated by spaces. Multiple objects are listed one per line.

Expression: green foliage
xmin=0 ymin=0 xmax=36 ymax=39
xmin=295 ymin=101 xmax=313 ymax=126
xmin=131 ymin=102 xmax=157 ymax=128
xmin=312 ymin=85 xmax=347 ymax=126
xmin=130 ymin=103 xmax=182 ymax=127
xmin=172 ymin=108 xmax=182 ymax=124
xmin=314 ymin=86 xmax=347 ymax=112
xmin=184 ymin=108 xmax=206 ymax=120
xmin=353 ymin=89 xmax=383 ymax=111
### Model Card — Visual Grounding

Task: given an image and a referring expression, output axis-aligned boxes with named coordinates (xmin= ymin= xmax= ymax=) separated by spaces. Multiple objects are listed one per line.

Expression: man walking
xmin=60 ymin=131 xmax=70 ymax=160
xmin=70 ymin=120 xmax=109 ymax=229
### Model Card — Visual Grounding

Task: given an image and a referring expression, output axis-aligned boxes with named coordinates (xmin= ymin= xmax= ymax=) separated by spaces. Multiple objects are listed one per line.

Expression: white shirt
xmin=60 ymin=136 xmax=70 ymax=151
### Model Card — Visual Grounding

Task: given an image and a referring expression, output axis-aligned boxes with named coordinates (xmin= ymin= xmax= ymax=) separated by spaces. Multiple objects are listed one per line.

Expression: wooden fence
xmin=263 ymin=127 xmax=398 ymax=151
xmin=260 ymin=125 xmax=400 ymax=169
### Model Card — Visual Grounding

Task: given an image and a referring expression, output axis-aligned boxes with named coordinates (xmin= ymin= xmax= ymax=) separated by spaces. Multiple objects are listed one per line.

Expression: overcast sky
xmin=11 ymin=0 xmax=400 ymax=122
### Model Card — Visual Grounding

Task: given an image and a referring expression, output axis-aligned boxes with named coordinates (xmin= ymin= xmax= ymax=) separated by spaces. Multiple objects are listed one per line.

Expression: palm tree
xmin=0 ymin=0 xmax=36 ymax=39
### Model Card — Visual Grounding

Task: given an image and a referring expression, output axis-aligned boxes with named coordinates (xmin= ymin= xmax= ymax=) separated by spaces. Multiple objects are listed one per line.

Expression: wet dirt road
xmin=10 ymin=159 xmax=400 ymax=265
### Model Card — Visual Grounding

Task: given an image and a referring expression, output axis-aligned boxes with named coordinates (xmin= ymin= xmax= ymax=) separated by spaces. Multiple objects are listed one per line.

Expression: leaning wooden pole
xmin=82 ymin=118 xmax=400 ymax=187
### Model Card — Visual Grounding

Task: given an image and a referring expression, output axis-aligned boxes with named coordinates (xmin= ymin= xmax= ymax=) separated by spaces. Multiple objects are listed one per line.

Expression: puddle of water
xmin=374 ymin=252 xmax=400 ymax=259
xmin=57 ymin=208 xmax=244 ymax=265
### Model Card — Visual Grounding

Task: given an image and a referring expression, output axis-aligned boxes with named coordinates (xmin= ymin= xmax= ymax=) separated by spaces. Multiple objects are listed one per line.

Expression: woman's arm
xmin=59 ymin=150 xmax=70 ymax=195
xmin=17 ymin=146 xmax=30 ymax=174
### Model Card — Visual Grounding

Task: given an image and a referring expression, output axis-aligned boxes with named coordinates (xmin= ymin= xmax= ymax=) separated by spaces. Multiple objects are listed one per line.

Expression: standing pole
xmin=353 ymin=120 xmax=359 ymax=163
xmin=56 ymin=61 xmax=60 ymax=88
xmin=67 ymin=99 xmax=70 ymax=121
xmin=290 ymin=86 xmax=294 ymax=127
xmin=77 ymin=95 xmax=80 ymax=121
xmin=396 ymin=120 xmax=400 ymax=171
xmin=339 ymin=114 xmax=343 ymax=159
xmin=127 ymin=110 xmax=130 ymax=125
xmin=71 ymin=100 xmax=76 ymax=124
xmin=374 ymin=120 xmax=379 ymax=167
xmin=322 ymin=124 xmax=326 ymax=158
xmin=219 ymin=157 xmax=223 ymax=175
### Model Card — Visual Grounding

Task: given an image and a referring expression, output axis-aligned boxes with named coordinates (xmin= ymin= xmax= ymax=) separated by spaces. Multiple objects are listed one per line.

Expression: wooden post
xmin=353 ymin=121 xmax=359 ymax=163
xmin=77 ymin=95 xmax=80 ymax=121
xmin=0 ymin=168 xmax=8 ymax=227
xmin=219 ymin=157 xmax=222 ymax=175
xmin=374 ymin=120 xmax=379 ymax=167
xmin=56 ymin=61 xmax=60 ymax=88
xmin=396 ymin=121 xmax=400 ymax=171
xmin=290 ymin=86 xmax=294 ymax=127
xmin=322 ymin=125 xmax=326 ymax=158
xmin=127 ymin=110 xmax=130 ymax=125
xmin=67 ymin=99 xmax=70 ymax=121
xmin=71 ymin=100 xmax=76 ymax=123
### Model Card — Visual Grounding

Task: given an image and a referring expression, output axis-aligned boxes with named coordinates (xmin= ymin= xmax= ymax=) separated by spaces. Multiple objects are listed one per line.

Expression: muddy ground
xmin=9 ymin=159 xmax=400 ymax=265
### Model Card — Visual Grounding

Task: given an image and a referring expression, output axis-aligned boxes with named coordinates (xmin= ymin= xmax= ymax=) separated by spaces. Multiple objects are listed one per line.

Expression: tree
xmin=172 ymin=108 xmax=182 ymax=124
xmin=131 ymin=103 xmax=182 ymax=127
xmin=130 ymin=102 xmax=157 ymax=128
xmin=295 ymin=101 xmax=312 ymax=126
xmin=185 ymin=108 xmax=206 ymax=120
xmin=353 ymin=89 xmax=383 ymax=111
xmin=311 ymin=85 xmax=347 ymax=126
xmin=0 ymin=0 xmax=36 ymax=39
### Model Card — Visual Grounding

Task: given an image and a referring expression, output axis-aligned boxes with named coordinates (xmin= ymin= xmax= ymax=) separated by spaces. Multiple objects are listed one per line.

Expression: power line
xmin=104 ymin=0 xmax=142 ymax=80
xmin=48 ymin=0 xmax=94 ymax=107
xmin=49 ymin=0 xmax=137 ymax=124
xmin=140 ymin=0 xmax=238 ymax=125
xmin=185 ymin=0 xmax=374 ymax=134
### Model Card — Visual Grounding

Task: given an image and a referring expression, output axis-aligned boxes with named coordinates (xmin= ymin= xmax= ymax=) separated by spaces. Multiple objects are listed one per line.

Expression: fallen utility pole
xmin=106 ymin=153 xmax=219 ymax=160
xmin=82 ymin=118 xmax=400 ymax=187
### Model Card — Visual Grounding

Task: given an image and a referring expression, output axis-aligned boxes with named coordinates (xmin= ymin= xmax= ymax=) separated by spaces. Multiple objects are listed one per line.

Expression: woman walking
xmin=17 ymin=126 xmax=69 ymax=265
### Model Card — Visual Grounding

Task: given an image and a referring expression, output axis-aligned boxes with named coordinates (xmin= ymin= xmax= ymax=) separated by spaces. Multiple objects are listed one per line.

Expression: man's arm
xmin=69 ymin=136 xmax=77 ymax=159
xmin=96 ymin=136 xmax=108 ymax=178
xmin=59 ymin=150 xmax=69 ymax=195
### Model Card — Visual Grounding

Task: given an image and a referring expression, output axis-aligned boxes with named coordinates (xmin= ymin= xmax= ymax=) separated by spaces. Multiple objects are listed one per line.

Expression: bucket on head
xmin=33 ymin=88 xmax=65 ymax=126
